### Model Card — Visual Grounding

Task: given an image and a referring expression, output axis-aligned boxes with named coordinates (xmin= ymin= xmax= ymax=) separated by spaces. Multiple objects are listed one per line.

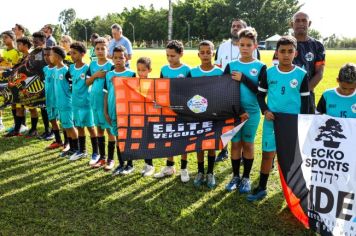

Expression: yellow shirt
xmin=2 ymin=48 xmax=21 ymax=67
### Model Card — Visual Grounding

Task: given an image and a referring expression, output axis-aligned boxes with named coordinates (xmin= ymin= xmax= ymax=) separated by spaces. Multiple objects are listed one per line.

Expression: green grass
xmin=1 ymin=50 xmax=355 ymax=235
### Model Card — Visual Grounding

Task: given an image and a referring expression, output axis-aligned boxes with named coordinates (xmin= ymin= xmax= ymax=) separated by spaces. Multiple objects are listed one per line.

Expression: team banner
xmin=274 ymin=113 xmax=356 ymax=236
xmin=113 ymin=75 xmax=244 ymax=160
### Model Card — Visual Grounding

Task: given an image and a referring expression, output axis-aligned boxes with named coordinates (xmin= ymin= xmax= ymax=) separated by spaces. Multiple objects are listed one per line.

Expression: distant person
xmin=108 ymin=24 xmax=132 ymax=67
xmin=89 ymin=33 xmax=99 ymax=61
xmin=42 ymin=24 xmax=57 ymax=47
xmin=59 ymin=35 xmax=73 ymax=65
xmin=12 ymin=23 xmax=26 ymax=39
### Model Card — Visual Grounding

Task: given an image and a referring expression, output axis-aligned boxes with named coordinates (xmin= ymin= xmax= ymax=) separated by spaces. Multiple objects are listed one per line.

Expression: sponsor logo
xmin=80 ymin=73 xmax=85 ymax=80
xmin=315 ymin=118 xmax=346 ymax=148
xmin=250 ymin=68 xmax=258 ymax=76
xmin=290 ymin=79 xmax=298 ymax=88
xmin=305 ymin=52 xmax=314 ymax=62
xmin=351 ymin=104 xmax=356 ymax=113
xmin=187 ymin=95 xmax=208 ymax=113
xmin=59 ymin=74 xmax=64 ymax=80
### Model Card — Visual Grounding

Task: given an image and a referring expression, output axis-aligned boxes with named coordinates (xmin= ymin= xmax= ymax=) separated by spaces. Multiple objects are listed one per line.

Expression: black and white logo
xmin=305 ymin=52 xmax=314 ymax=62
xmin=250 ymin=68 xmax=258 ymax=76
xmin=351 ymin=104 xmax=356 ymax=113
xmin=315 ymin=119 xmax=346 ymax=148
xmin=290 ymin=79 xmax=298 ymax=88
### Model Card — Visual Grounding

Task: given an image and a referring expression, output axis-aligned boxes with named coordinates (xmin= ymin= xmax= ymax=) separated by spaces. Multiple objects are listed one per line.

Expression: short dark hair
xmin=166 ymin=40 xmax=184 ymax=54
xmin=43 ymin=24 xmax=53 ymax=33
xmin=51 ymin=46 xmax=66 ymax=60
xmin=94 ymin=37 xmax=107 ymax=46
xmin=44 ymin=47 xmax=52 ymax=52
xmin=1 ymin=30 xmax=16 ymax=41
xmin=32 ymin=31 xmax=46 ymax=41
xmin=137 ymin=57 xmax=152 ymax=70
xmin=91 ymin=33 xmax=99 ymax=39
xmin=338 ymin=63 xmax=356 ymax=83
xmin=16 ymin=37 xmax=32 ymax=48
xmin=198 ymin=40 xmax=214 ymax=51
xmin=231 ymin=18 xmax=247 ymax=28
xmin=70 ymin=42 xmax=87 ymax=54
xmin=238 ymin=28 xmax=258 ymax=43
xmin=276 ymin=36 xmax=297 ymax=50
xmin=15 ymin=24 xmax=25 ymax=32
xmin=113 ymin=45 xmax=127 ymax=55
xmin=111 ymin=23 xmax=122 ymax=31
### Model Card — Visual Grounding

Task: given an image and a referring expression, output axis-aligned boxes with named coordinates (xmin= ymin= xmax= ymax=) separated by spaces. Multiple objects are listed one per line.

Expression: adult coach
xmin=291 ymin=11 xmax=325 ymax=113
xmin=13 ymin=24 xmax=25 ymax=39
xmin=108 ymin=24 xmax=133 ymax=67
xmin=42 ymin=24 xmax=57 ymax=47
xmin=215 ymin=18 xmax=260 ymax=161
xmin=215 ymin=18 xmax=260 ymax=70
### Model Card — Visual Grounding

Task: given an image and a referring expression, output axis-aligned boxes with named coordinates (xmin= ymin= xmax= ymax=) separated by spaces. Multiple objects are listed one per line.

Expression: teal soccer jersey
xmin=258 ymin=66 xmax=310 ymax=114
xmin=54 ymin=65 xmax=72 ymax=111
xmin=86 ymin=61 xmax=113 ymax=110
xmin=105 ymin=69 xmax=136 ymax=120
xmin=317 ymin=88 xmax=356 ymax=118
xmin=70 ymin=64 xmax=90 ymax=108
xmin=188 ymin=65 xmax=223 ymax=77
xmin=43 ymin=65 xmax=56 ymax=108
xmin=160 ymin=64 xmax=190 ymax=78
xmin=225 ymin=59 xmax=266 ymax=113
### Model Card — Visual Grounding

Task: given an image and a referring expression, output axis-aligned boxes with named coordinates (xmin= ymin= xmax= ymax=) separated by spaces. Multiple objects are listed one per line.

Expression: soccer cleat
xmin=19 ymin=125 xmax=29 ymax=134
xmin=92 ymin=159 xmax=106 ymax=168
xmin=247 ymin=186 xmax=267 ymax=202
xmin=112 ymin=165 xmax=125 ymax=176
xmin=89 ymin=153 xmax=100 ymax=166
xmin=3 ymin=130 xmax=22 ymax=138
xmin=38 ymin=131 xmax=54 ymax=141
xmin=104 ymin=159 xmax=115 ymax=171
xmin=225 ymin=176 xmax=241 ymax=192
xmin=62 ymin=143 xmax=70 ymax=152
xmin=153 ymin=166 xmax=176 ymax=178
xmin=46 ymin=141 xmax=63 ymax=150
xmin=215 ymin=149 xmax=229 ymax=162
xmin=59 ymin=150 xmax=73 ymax=158
xmin=180 ymin=169 xmax=190 ymax=183
xmin=142 ymin=164 xmax=155 ymax=177
xmin=121 ymin=165 xmax=135 ymax=175
xmin=69 ymin=151 xmax=87 ymax=161
xmin=206 ymin=173 xmax=216 ymax=189
xmin=193 ymin=172 xmax=205 ymax=187
xmin=239 ymin=178 xmax=251 ymax=194
xmin=25 ymin=129 xmax=38 ymax=138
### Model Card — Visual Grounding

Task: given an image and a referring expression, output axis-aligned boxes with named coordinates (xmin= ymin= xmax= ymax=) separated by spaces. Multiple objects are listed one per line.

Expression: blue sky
xmin=1 ymin=0 xmax=355 ymax=38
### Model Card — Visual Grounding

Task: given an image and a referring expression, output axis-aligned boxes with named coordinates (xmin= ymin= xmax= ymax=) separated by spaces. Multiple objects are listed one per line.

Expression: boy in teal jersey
xmin=135 ymin=57 xmax=156 ymax=177
xmin=317 ymin=63 xmax=356 ymax=118
xmin=154 ymin=40 xmax=191 ymax=183
xmin=189 ymin=41 xmax=226 ymax=188
xmin=50 ymin=46 xmax=80 ymax=158
xmin=43 ymin=47 xmax=63 ymax=149
xmin=68 ymin=42 xmax=99 ymax=161
xmin=224 ymin=28 xmax=267 ymax=193
xmin=104 ymin=46 xmax=136 ymax=174
xmin=247 ymin=36 xmax=310 ymax=201
xmin=86 ymin=37 xmax=114 ymax=168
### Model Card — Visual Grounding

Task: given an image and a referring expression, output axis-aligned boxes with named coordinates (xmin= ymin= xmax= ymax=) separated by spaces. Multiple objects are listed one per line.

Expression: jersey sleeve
xmin=186 ymin=71 xmax=192 ymax=78
xmin=223 ymin=64 xmax=231 ymax=75
xmin=257 ymin=70 xmax=269 ymax=113
xmin=300 ymin=74 xmax=310 ymax=96
xmin=315 ymin=41 xmax=326 ymax=66
xmin=316 ymin=94 xmax=327 ymax=114
xmin=159 ymin=71 xmax=164 ymax=78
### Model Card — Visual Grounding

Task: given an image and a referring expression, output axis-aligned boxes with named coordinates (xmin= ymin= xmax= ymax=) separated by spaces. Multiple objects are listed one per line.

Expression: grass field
xmin=0 ymin=50 xmax=355 ymax=235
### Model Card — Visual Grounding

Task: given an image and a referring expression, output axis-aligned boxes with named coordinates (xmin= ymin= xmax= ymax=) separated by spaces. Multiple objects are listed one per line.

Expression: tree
xmin=309 ymin=28 xmax=322 ymax=40
xmin=315 ymin=119 xmax=346 ymax=148
xmin=58 ymin=8 xmax=77 ymax=35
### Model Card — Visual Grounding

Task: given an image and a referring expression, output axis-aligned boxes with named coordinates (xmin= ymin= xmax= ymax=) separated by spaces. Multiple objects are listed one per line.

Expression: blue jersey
xmin=258 ymin=66 xmax=310 ymax=114
xmin=317 ymin=88 xmax=356 ymax=118
xmin=70 ymin=64 xmax=90 ymax=108
xmin=225 ymin=59 xmax=266 ymax=113
xmin=54 ymin=65 xmax=72 ymax=111
xmin=188 ymin=65 xmax=223 ymax=77
xmin=43 ymin=65 xmax=56 ymax=108
xmin=160 ymin=64 xmax=190 ymax=78
xmin=86 ymin=60 xmax=113 ymax=109
xmin=105 ymin=69 xmax=136 ymax=119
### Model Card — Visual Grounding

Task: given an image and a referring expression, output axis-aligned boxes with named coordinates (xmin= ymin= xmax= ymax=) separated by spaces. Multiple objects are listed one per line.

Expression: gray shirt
xmin=108 ymin=36 xmax=133 ymax=67
xmin=46 ymin=35 xmax=57 ymax=48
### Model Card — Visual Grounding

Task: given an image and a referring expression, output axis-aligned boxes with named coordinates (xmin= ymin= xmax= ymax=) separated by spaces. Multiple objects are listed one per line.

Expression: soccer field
xmin=0 ymin=50 xmax=355 ymax=235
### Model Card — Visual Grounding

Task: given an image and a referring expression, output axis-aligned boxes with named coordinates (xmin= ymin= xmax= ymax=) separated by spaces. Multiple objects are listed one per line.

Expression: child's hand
xmin=240 ymin=112 xmax=249 ymax=122
xmin=264 ymin=110 xmax=275 ymax=120
xmin=104 ymin=113 xmax=112 ymax=126
xmin=231 ymin=71 xmax=242 ymax=81
xmin=93 ymin=70 xmax=107 ymax=79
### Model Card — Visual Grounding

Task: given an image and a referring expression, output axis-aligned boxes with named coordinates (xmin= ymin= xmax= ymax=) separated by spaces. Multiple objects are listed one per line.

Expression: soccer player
xmin=188 ymin=40 xmax=224 ymax=188
xmin=136 ymin=56 xmax=156 ymax=177
xmin=104 ymin=46 xmax=136 ymax=174
xmin=248 ymin=36 xmax=310 ymax=201
xmin=317 ymin=63 xmax=356 ymax=118
xmin=86 ymin=37 xmax=114 ymax=167
xmin=43 ymin=47 xmax=63 ymax=149
xmin=68 ymin=42 xmax=99 ymax=161
xmin=224 ymin=28 xmax=267 ymax=193
xmin=50 ymin=46 xmax=79 ymax=158
xmin=153 ymin=40 xmax=191 ymax=183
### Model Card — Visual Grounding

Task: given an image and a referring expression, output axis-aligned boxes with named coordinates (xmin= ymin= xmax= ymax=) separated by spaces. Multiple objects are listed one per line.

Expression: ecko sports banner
xmin=274 ymin=113 xmax=356 ymax=236
xmin=113 ymin=75 xmax=244 ymax=160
